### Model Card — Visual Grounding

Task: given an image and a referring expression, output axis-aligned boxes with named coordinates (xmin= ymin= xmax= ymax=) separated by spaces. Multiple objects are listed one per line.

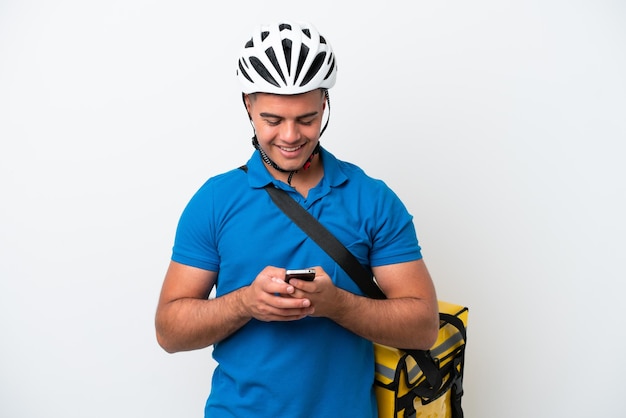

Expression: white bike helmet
xmin=237 ymin=21 xmax=337 ymax=94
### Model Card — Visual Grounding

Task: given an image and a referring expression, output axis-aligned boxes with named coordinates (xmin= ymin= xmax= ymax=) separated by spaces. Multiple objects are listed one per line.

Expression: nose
xmin=279 ymin=121 xmax=301 ymax=143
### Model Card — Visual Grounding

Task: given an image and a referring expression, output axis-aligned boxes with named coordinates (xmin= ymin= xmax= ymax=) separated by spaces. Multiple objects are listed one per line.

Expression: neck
xmin=270 ymin=154 xmax=323 ymax=197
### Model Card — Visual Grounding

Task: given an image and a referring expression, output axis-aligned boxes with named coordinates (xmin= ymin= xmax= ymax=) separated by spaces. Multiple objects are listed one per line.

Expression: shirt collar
xmin=245 ymin=146 xmax=348 ymax=190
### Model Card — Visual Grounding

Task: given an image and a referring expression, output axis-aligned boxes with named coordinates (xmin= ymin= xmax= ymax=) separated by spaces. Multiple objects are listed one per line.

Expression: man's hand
xmin=285 ymin=260 xmax=439 ymax=350
xmin=285 ymin=266 xmax=346 ymax=318
xmin=241 ymin=266 xmax=315 ymax=322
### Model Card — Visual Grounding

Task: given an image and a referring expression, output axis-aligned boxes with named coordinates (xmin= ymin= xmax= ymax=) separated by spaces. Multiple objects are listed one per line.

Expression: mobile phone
xmin=285 ymin=268 xmax=316 ymax=282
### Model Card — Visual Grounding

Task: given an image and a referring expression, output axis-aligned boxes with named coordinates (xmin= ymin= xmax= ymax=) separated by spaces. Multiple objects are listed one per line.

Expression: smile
xmin=279 ymin=144 xmax=305 ymax=152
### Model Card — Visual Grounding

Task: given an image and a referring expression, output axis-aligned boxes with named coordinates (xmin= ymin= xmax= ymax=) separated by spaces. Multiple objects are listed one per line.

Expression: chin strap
xmin=252 ymin=136 xmax=320 ymax=186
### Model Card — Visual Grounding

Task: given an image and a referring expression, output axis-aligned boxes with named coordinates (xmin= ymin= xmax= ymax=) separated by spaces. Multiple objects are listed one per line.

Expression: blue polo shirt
xmin=172 ymin=147 xmax=422 ymax=418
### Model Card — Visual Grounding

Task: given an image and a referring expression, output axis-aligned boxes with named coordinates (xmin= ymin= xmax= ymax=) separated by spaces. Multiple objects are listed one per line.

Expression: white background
xmin=1 ymin=1 xmax=625 ymax=417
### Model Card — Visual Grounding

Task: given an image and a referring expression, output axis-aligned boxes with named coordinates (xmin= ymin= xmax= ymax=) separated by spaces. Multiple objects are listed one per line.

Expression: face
xmin=245 ymin=89 xmax=326 ymax=173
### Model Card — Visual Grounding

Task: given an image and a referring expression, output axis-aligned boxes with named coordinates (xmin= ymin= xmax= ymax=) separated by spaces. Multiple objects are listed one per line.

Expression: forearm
xmin=329 ymin=290 xmax=439 ymax=350
xmin=155 ymin=287 xmax=251 ymax=353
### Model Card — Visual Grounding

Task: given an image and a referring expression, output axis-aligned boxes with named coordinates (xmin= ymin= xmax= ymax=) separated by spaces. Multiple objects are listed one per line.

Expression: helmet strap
xmin=320 ymin=89 xmax=331 ymax=137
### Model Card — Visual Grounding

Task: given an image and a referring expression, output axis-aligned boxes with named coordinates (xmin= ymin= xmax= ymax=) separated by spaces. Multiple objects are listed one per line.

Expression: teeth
xmin=281 ymin=145 xmax=302 ymax=152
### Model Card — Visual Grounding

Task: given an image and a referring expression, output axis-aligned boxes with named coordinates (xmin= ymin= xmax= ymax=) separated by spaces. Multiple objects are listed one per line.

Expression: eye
xmin=264 ymin=118 xmax=281 ymax=126
xmin=299 ymin=119 xmax=314 ymax=126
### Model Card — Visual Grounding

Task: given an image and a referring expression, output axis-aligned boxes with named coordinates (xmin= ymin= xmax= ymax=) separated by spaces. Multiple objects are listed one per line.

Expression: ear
xmin=244 ymin=94 xmax=254 ymax=112
xmin=241 ymin=93 xmax=252 ymax=118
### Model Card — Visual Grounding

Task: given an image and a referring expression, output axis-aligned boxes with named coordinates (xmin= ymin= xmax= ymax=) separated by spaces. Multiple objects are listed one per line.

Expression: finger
xmin=269 ymin=277 xmax=295 ymax=294
xmin=269 ymin=293 xmax=311 ymax=309
xmin=257 ymin=305 xmax=315 ymax=322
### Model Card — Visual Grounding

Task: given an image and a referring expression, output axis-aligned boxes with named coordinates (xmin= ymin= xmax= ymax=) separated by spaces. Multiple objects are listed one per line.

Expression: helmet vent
xmin=238 ymin=60 xmax=253 ymax=83
xmin=282 ymin=39 xmax=292 ymax=74
xmin=265 ymin=47 xmax=287 ymax=85
xmin=323 ymin=55 xmax=335 ymax=81
xmin=301 ymin=52 xmax=326 ymax=87
xmin=249 ymin=56 xmax=280 ymax=87
xmin=294 ymin=44 xmax=310 ymax=85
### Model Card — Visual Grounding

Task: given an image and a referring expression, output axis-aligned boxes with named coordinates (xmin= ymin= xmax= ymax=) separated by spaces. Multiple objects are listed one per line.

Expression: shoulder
xmin=179 ymin=166 xmax=255 ymax=222
xmin=323 ymin=148 xmax=389 ymax=191
xmin=335 ymin=157 xmax=397 ymax=198
xmin=205 ymin=166 xmax=249 ymax=188
xmin=335 ymin=158 xmax=413 ymax=226
xmin=192 ymin=166 xmax=249 ymax=198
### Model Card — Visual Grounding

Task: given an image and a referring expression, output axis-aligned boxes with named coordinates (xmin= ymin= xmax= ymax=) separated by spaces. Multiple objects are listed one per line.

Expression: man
xmin=155 ymin=21 xmax=439 ymax=417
